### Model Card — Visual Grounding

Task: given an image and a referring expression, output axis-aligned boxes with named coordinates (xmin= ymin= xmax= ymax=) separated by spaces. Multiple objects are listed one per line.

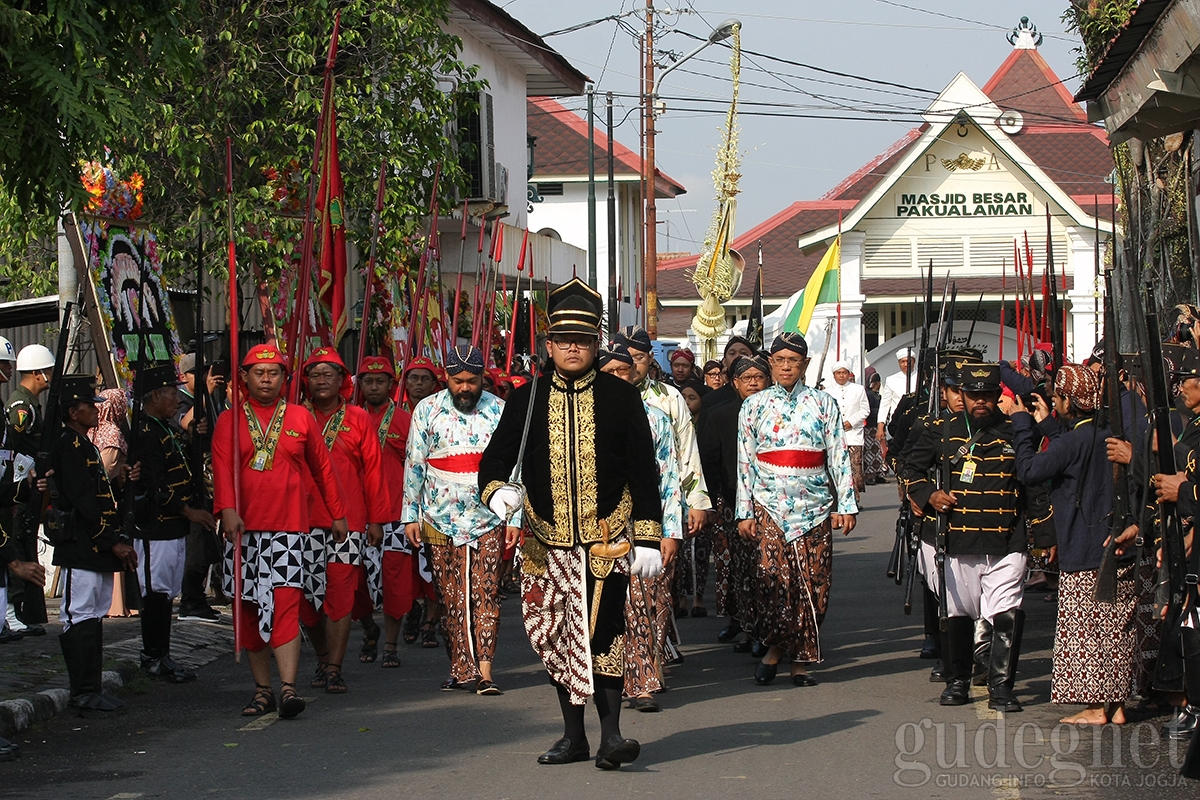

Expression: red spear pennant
xmin=225 ymin=138 xmax=243 ymax=663
xmin=316 ymin=102 xmax=348 ymax=346
xmin=286 ymin=12 xmax=341 ymax=399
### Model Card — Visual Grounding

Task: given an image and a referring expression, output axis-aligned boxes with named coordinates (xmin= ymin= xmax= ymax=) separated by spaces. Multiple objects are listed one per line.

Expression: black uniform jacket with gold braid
xmin=479 ymin=368 xmax=663 ymax=550
xmin=902 ymin=410 xmax=1029 ymax=557
xmin=133 ymin=415 xmax=195 ymax=540
xmin=50 ymin=427 xmax=123 ymax=572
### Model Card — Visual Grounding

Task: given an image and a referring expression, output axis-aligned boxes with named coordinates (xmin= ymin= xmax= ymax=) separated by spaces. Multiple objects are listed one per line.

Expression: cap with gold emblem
xmin=241 ymin=344 xmax=288 ymax=371
xmin=958 ymin=363 xmax=1001 ymax=392
xmin=59 ymin=375 xmax=106 ymax=411
xmin=357 ymin=356 xmax=396 ymax=379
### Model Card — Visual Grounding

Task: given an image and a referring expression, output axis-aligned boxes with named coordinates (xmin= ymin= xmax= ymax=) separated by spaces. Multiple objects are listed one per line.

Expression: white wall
xmin=448 ymin=21 xmax=530 ymax=229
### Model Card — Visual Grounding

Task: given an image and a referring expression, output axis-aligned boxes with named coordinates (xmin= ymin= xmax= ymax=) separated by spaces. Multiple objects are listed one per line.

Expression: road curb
xmin=0 ymin=661 xmax=138 ymax=739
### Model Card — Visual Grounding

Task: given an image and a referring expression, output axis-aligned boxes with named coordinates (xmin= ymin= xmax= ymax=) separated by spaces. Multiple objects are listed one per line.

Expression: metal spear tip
xmin=708 ymin=19 xmax=740 ymax=43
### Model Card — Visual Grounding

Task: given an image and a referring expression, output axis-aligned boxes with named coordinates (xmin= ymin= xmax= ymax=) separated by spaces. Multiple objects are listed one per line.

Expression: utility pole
xmin=644 ymin=0 xmax=658 ymax=337
xmin=607 ymin=92 xmax=618 ymax=338
xmin=587 ymin=86 xmax=597 ymax=290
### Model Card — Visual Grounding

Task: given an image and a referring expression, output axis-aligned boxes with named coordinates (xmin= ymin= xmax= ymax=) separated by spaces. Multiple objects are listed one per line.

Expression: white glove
xmin=488 ymin=485 xmax=523 ymax=521
xmin=629 ymin=546 xmax=663 ymax=579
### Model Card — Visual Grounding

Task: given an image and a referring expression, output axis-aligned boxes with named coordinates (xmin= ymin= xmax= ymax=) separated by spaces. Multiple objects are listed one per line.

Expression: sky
xmin=500 ymin=0 xmax=1085 ymax=254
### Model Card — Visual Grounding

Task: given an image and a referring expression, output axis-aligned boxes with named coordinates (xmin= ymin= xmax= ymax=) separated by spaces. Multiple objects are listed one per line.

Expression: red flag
xmin=316 ymin=106 xmax=348 ymax=345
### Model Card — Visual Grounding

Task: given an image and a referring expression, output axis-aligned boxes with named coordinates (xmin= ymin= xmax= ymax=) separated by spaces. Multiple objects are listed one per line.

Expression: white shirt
xmin=879 ymin=369 xmax=916 ymax=430
xmin=827 ymin=380 xmax=870 ymax=446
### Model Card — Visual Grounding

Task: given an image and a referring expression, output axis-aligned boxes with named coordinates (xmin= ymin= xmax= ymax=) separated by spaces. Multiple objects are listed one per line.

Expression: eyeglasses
xmin=406 ymin=373 xmax=435 ymax=383
xmin=550 ymin=337 xmax=594 ymax=351
xmin=736 ymin=373 xmax=766 ymax=383
xmin=771 ymin=356 xmax=804 ymax=367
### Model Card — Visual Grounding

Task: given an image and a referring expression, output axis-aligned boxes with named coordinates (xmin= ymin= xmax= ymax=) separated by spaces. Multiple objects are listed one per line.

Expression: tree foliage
xmin=1061 ymin=1 xmax=1139 ymax=76
xmin=128 ymin=0 xmax=483 ymax=284
xmin=0 ymin=0 xmax=482 ymax=304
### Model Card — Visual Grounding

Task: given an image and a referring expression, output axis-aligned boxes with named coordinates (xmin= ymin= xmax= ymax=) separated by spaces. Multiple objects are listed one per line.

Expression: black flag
xmin=747 ymin=240 xmax=764 ymax=350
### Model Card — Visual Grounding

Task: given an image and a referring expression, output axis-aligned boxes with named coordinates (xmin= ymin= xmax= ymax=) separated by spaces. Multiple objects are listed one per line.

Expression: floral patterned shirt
xmin=402 ymin=389 xmax=513 ymax=546
xmin=646 ymin=403 xmax=685 ymax=541
xmin=639 ymin=378 xmax=712 ymax=512
xmin=736 ymin=382 xmax=858 ymax=540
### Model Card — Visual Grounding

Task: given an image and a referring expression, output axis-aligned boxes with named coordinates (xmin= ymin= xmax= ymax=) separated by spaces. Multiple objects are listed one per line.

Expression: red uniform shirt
xmin=213 ymin=398 xmax=347 ymax=532
xmin=365 ymin=400 xmax=411 ymax=521
xmin=306 ymin=401 xmax=391 ymax=531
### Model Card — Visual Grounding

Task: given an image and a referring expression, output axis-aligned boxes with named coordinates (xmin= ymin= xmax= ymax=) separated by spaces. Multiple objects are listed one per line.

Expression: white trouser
xmin=134 ymin=538 xmax=187 ymax=597
xmin=919 ymin=541 xmax=1025 ymax=622
xmin=61 ymin=569 xmax=114 ymax=632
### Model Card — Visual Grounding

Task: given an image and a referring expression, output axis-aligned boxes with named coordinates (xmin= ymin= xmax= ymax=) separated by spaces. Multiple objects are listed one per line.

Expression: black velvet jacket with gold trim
xmin=479 ymin=368 xmax=663 ymax=549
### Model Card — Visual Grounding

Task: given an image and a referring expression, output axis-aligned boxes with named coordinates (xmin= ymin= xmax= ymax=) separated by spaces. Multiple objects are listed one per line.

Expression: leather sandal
xmin=360 ymin=620 xmax=381 ymax=663
xmin=278 ymin=682 xmax=306 ymax=719
xmin=420 ymin=622 xmax=439 ymax=648
xmin=310 ymin=661 xmax=330 ymax=689
xmin=324 ymin=667 xmax=348 ymax=694
xmin=381 ymin=644 xmax=401 ymax=668
xmin=241 ymin=684 xmax=276 ymax=717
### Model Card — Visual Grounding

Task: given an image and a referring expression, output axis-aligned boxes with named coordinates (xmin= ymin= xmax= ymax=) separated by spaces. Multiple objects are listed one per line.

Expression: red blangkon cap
xmin=358 ymin=356 xmax=396 ymax=379
xmin=242 ymin=344 xmax=288 ymax=371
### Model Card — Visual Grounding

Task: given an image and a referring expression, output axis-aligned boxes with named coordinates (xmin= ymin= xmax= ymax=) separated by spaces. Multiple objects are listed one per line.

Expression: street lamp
xmin=644 ymin=17 xmax=740 ymax=337
xmin=653 ymin=19 xmax=741 ymax=109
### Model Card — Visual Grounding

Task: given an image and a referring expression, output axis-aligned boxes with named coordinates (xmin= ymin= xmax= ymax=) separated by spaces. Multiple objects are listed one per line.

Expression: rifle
xmin=1094 ymin=268 xmax=1129 ymax=603
xmin=812 ymin=318 xmax=835 ymax=390
xmin=1142 ymin=286 xmax=1188 ymax=693
xmin=19 ymin=299 xmax=76 ymax=623
xmin=935 ymin=416 xmax=951 ymax=630
xmin=119 ymin=240 xmax=150 ymax=612
xmin=192 ymin=224 xmax=209 ymax=510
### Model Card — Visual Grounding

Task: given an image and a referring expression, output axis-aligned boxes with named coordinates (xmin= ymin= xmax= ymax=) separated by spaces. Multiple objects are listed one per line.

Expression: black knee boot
xmin=987 ymin=608 xmax=1024 ymax=712
xmin=538 ymin=683 xmax=590 ymax=765
xmin=939 ymin=616 xmax=974 ymax=706
xmin=973 ymin=617 xmax=993 ymax=686
xmin=1164 ymin=627 xmax=1200 ymax=741
xmin=62 ymin=618 xmax=124 ymax=714
xmin=593 ymin=678 xmax=640 ymax=770
xmin=920 ymin=584 xmax=940 ymax=660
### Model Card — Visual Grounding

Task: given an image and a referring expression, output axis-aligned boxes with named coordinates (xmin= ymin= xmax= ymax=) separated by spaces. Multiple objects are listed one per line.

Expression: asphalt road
xmin=3 ymin=486 xmax=1196 ymax=799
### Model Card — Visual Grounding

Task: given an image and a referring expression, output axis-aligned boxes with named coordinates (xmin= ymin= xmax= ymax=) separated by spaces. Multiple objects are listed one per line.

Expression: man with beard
xmin=699 ymin=354 xmax=769 ymax=649
xmin=480 ymin=279 xmax=662 ymax=770
xmin=214 ymin=345 xmax=348 ymax=719
xmin=902 ymin=363 xmax=1032 ymax=712
xmin=355 ymin=356 xmax=413 ymax=669
xmin=736 ymin=334 xmax=858 ymax=686
xmin=298 ymin=348 xmax=390 ymax=695
xmin=599 ymin=345 xmax=682 ymax=712
xmin=132 ymin=363 xmax=217 ymax=683
xmin=403 ymin=345 xmax=516 ymax=694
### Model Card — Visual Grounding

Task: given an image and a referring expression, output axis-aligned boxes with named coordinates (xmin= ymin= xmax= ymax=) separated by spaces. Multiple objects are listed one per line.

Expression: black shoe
xmin=791 ymin=673 xmax=818 ymax=687
xmin=919 ymin=635 xmax=940 ymax=660
xmin=750 ymin=641 xmax=768 ymax=659
xmin=538 ymin=736 xmax=590 ymax=765
xmin=0 ymin=736 xmax=18 ymax=761
xmin=1164 ymin=705 xmax=1200 ymax=741
xmin=939 ymin=679 xmax=970 ymax=706
xmin=716 ymin=621 xmax=742 ymax=642
xmin=673 ymin=606 xmax=688 ymax=619
xmin=441 ymin=678 xmax=472 ymax=691
xmin=631 ymin=696 xmax=660 ymax=712
xmin=731 ymin=639 xmax=752 ymax=654
xmin=754 ymin=660 xmax=778 ymax=685
xmin=929 ymin=660 xmax=946 ymax=682
xmin=178 ymin=606 xmax=222 ymax=623
xmin=690 ymin=607 xmax=707 ymax=618
xmin=0 ymin=628 xmax=24 ymax=644
xmin=475 ymin=680 xmax=502 ymax=696
xmin=20 ymin=624 xmax=46 ymax=637
xmin=594 ymin=735 xmax=640 ymax=770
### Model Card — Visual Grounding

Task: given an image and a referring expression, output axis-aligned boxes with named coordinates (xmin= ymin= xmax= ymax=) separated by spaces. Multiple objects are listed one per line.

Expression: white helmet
xmin=0 ymin=336 xmax=14 ymax=362
xmin=16 ymin=344 xmax=55 ymax=372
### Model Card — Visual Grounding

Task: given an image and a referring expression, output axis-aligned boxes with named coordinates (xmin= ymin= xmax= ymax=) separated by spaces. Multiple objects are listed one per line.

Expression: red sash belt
xmin=428 ymin=453 xmax=483 ymax=473
xmin=757 ymin=449 xmax=825 ymax=469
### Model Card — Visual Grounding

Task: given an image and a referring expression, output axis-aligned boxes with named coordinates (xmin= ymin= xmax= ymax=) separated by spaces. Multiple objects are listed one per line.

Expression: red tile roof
xmin=527 ymin=98 xmax=685 ymax=198
xmin=657 ymin=46 xmax=1112 ymax=302
xmin=657 ymin=201 xmax=855 ymax=300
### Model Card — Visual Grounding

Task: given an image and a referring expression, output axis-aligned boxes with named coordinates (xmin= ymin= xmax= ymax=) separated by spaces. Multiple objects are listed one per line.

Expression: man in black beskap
xmin=903 ymin=363 xmax=1045 ymax=713
xmin=134 ymin=363 xmax=217 ymax=682
xmin=479 ymin=278 xmax=663 ymax=771
xmin=52 ymin=376 xmax=139 ymax=716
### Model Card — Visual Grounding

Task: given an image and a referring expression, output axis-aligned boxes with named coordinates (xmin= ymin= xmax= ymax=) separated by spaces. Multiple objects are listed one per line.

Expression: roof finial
xmin=1007 ymin=16 xmax=1042 ymax=50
